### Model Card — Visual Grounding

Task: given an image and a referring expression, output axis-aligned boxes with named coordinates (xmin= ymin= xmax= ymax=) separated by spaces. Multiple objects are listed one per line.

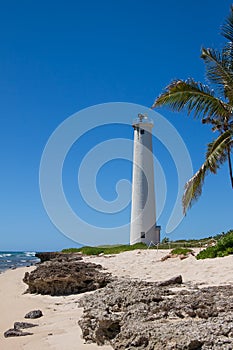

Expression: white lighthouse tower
xmin=130 ymin=113 xmax=160 ymax=246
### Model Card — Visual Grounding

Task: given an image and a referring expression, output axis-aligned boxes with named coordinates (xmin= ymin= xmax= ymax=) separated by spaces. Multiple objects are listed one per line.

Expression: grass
xmin=61 ymin=229 xmax=233 ymax=258
xmin=62 ymin=245 xmax=193 ymax=256
xmin=62 ymin=243 xmax=147 ymax=255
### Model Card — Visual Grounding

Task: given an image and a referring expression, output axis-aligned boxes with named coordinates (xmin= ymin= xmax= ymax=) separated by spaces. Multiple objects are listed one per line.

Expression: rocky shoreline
xmin=24 ymin=252 xmax=113 ymax=295
xmin=79 ymin=280 xmax=233 ymax=349
xmin=22 ymin=252 xmax=233 ymax=349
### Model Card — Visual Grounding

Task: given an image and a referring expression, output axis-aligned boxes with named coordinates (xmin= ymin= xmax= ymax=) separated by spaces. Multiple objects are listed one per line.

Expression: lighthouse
xmin=130 ymin=113 xmax=160 ymax=246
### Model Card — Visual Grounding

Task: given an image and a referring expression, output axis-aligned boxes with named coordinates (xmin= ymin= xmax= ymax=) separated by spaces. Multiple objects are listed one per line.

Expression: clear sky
xmin=1 ymin=0 xmax=232 ymax=251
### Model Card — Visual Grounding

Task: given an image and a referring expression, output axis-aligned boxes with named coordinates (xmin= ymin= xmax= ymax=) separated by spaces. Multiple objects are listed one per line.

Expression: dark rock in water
xmin=4 ymin=329 xmax=33 ymax=337
xmin=14 ymin=322 xmax=38 ymax=329
xmin=35 ymin=252 xmax=82 ymax=263
xmin=78 ymin=278 xmax=233 ymax=349
xmin=23 ymin=254 xmax=113 ymax=296
xmin=25 ymin=310 xmax=43 ymax=319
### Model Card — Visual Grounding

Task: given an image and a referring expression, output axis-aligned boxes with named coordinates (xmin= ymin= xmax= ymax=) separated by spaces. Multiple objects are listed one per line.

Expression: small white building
xmin=130 ymin=113 xmax=160 ymax=246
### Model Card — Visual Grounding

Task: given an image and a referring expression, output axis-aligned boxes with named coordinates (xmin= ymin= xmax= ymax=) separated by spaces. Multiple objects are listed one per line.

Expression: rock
xmin=23 ymin=254 xmax=113 ymax=296
xmin=25 ymin=310 xmax=43 ymax=319
xmin=157 ymin=275 xmax=182 ymax=286
xmin=78 ymin=279 xmax=233 ymax=349
xmin=35 ymin=252 xmax=82 ymax=263
xmin=4 ymin=329 xmax=33 ymax=337
xmin=14 ymin=322 xmax=38 ymax=329
xmin=161 ymin=251 xmax=194 ymax=261
xmin=179 ymin=254 xmax=189 ymax=260
xmin=161 ymin=253 xmax=172 ymax=261
xmin=4 ymin=319 xmax=38 ymax=338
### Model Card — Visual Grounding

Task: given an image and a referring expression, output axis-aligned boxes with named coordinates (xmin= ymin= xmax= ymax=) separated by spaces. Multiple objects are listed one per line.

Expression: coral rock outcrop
xmin=23 ymin=253 xmax=113 ymax=296
xmin=79 ymin=279 xmax=233 ymax=349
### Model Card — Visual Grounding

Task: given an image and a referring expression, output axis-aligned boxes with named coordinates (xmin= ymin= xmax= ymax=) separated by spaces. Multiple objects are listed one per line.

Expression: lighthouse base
xmin=130 ymin=225 xmax=161 ymax=246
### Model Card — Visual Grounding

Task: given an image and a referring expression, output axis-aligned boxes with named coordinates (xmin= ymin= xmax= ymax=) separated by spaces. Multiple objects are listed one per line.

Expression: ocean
xmin=0 ymin=252 xmax=40 ymax=272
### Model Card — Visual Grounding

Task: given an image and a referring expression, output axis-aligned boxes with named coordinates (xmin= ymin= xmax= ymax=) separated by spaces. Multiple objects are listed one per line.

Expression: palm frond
xmin=183 ymin=130 xmax=232 ymax=213
xmin=222 ymin=41 xmax=233 ymax=65
xmin=206 ymin=130 xmax=232 ymax=172
xmin=152 ymin=79 xmax=230 ymax=119
xmin=221 ymin=5 xmax=233 ymax=42
xmin=182 ymin=164 xmax=207 ymax=215
xmin=201 ymin=47 xmax=233 ymax=102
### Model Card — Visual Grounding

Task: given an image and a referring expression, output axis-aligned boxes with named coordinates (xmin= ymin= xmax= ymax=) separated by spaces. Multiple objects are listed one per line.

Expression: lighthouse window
xmin=140 ymin=129 xmax=145 ymax=135
xmin=141 ymin=232 xmax=145 ymax=238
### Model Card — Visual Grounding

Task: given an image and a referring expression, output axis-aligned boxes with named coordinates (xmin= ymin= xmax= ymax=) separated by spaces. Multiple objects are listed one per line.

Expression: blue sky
xmin=1 ymin=0 xmax=232 ymax=251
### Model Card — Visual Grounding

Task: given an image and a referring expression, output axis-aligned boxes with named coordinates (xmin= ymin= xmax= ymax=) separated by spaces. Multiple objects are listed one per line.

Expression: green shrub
xmin=171 ymin=247 xmax=192 ymax=256
xmin=226 ymin=247 xmax=233 ymax=254
xmin=196 ymin=230 xmax=233 ymax=259
xmin=196 ymin=246 xmax=217 ymax=259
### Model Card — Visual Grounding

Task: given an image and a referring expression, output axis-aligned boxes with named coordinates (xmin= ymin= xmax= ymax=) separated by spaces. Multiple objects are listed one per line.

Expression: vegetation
xmin=61 ymin=230 xmax=232 ymax=257
xmin=170 ymin=247 xmax=193 ymax=256
xmin=161 ymin=237 xmax=169 ymax=244
xmin=197 ymin=230 xmax=233 ymax=259
xmin=62 ymin=241 xmax=202 ymax=254
xmin=158 ymin=234 xmax=222 ymax=249
xmin=152 ymin=6 xmax=233 ymax=214
xmin=62 ymin=242 xmax=147 ymax=255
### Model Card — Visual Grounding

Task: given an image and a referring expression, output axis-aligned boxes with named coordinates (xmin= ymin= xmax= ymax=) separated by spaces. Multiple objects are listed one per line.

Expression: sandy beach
xmin=0 ymin=249 xmax=232 ymax=349
xmin=83 ymin=248 xmax=233 ymax=286
xmin=0 ymin=266 xmax=111 ymax=350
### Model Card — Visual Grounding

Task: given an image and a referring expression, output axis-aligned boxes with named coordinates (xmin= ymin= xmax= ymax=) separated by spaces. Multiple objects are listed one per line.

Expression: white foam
xmin=0 ymin=254 xmax=12 ymax=258
xmin=24 ymin=252 xmax=36 ymax=257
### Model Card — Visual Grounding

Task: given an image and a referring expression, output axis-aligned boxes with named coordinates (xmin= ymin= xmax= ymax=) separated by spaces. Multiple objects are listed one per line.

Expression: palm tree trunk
xmin=227 ymin=145 xmax=233 ymax=188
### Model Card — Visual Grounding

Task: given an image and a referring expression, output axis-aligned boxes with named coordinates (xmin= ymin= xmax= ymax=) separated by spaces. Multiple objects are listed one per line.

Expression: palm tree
xmin=152 ymin=6 xmax=233 ymax=214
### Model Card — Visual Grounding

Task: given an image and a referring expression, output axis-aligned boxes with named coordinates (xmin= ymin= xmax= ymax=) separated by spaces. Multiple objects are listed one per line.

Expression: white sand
xmin=0 ymin=267 xmax=111 ymax=350
xmin=0 ymin=249 xmax=232 ymax=349
xmin=83 ymin=249 xmax=233 ymax=286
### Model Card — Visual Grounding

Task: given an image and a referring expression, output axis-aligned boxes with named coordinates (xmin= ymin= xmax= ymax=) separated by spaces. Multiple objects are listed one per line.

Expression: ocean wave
xmin=24 ymin=252 xmax=36 ymax=257
xmin=0 ymin=254 xmax=12 ymax=258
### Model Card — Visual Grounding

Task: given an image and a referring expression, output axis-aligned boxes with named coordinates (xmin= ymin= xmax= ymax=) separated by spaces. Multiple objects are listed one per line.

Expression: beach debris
xmin=4 ymin=329 xmax=33 ymax=337
xmin=161 ymin=250 xmax=195 ymax=261
xmin=23 ymin=254 xmax=113 ymax=296
xmin=14 ymin=321 xmax=38 ymax=329
xmin=78 ymin=279 xmax=233 ymax=349
xmin=25 ymin=310 xmax=43 ymax=319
